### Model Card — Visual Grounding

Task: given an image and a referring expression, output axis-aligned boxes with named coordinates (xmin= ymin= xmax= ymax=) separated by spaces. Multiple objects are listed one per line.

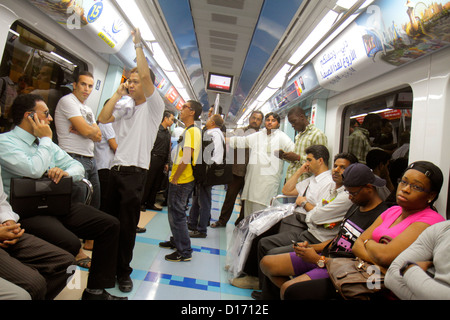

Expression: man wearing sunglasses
xmin=0 ymin=94 xmax=124 ymax=300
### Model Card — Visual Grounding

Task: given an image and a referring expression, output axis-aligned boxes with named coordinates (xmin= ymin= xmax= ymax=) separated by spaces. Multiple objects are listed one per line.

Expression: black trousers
xmin=106 ymin=166 xmax=146 ymax=278
xmin=216 ymin=174 xmax=245 ymax=225
xmin=19 ymin=202 xmax=120 ymax=289
xmin=0 ymin=233 xmax=75 ymax=299
xmin=98 ymin=168 xmax=110 ymax=213
xmin=141 ymin=155 xmax=166 ymax=207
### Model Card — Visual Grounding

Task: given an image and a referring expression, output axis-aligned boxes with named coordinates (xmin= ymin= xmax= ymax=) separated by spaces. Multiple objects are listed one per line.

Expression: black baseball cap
xmin=343 ymin=163 xmax=386 ymax=188
xmin=406 ymin=161 xmax=443 ymax=194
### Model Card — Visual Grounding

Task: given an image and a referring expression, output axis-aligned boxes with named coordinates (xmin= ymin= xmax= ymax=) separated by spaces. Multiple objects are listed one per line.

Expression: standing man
xmin=211 ymin=110 xmax=263 ymax=228
xmin=141 ymin=110 xmax=174 ymax=211
xmin=159 ymin=101 xmax=202 ymax=262
xmin=98 ymin=28 xmax=165 ymax=292
xmin=188 ymin=113 xmax=225 ymax=238
xmin=55 ymin=71 xmax=102 ymax=210
xmin=228 ymin=112 xmax=295 ymax=217
xmin=282 ymin=106 xmax=328 ymax=181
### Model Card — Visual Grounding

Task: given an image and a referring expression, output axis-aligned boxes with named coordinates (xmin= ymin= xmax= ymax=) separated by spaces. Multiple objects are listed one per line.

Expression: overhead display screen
xmin=206 ymin=72 xmax=233 ymax=93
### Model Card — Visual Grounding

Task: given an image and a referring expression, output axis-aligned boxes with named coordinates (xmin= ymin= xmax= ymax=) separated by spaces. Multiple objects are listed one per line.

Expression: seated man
xmin=0 ymin=166 xmax=75 ymax=300
xmin=0 ymin=94 xmax=124 ymax=300
xmin=258 ymin=163 xmax=389 ymax=299
xmin=230 ymin=148 xmax=350 ymax=289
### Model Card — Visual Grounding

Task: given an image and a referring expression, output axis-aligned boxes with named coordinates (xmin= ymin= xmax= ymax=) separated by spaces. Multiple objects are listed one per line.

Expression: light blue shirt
xmin=0 ymin=126 xmax=84 ymax=199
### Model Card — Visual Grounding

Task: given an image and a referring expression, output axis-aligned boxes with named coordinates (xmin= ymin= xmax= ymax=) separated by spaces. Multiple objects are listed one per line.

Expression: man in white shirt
xmin=98 ymin=28 xmax=165 ymax=292
xmin=187 ymin=114 xmax=225 ymax=238
xmin=228 ymin=112 xmax=295 ymax=217
xmin=94 ymin=122 xmax=117 ymax=213
xmin=55 ymin=71 xmax=102 ymax=210
xmin=232 ymin=144 xmax=334 ymax=289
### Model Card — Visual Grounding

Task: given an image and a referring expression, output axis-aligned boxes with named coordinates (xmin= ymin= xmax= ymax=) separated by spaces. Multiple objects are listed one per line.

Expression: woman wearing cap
xmin=352 ymin=161 xmax=445 ymax=275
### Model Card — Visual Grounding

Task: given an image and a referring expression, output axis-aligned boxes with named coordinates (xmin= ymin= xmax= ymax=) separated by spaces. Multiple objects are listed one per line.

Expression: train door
xmin=340 ymin=87 xmax=413 ymax=194
xmin=0 ymin=21 xmax=88 ymax=141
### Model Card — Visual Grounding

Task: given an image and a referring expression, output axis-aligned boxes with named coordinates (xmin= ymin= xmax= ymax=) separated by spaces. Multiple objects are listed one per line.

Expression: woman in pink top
xmin=353 ymin=161 xmax=445 ymax=273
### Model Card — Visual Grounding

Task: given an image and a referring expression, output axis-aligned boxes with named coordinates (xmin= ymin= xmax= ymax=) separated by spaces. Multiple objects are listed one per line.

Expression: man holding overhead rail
xmin=280 ymin=106 xmax=328 ymax=182
xmin=98 ymin=28 xmax=165 ymax=292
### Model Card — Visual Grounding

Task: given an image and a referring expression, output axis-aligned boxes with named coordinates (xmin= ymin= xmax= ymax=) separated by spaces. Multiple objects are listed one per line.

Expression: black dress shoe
xmin=251 ymin=290 xmax=262 ymax=300
xmin=136 ymin=226 xmax=146 ymax=233
xmin=117 ymin=276 xmax=133 ymax=292
xmin=81 ymin=289 xmax=127 ymax=300
xmin=147 ymin=204 xmax=162 ymax=211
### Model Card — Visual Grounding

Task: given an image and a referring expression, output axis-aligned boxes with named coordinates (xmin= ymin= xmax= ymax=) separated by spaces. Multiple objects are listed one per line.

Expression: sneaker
xmin=159 ymin=240 xmax=176 ymax=249
xmin=189 ymin=230 xmax=207 ymax=238
xmin=165 ymin=251 xmax=192 ymax=262
xmin=231 ymin=275 xmax=260 ymax=290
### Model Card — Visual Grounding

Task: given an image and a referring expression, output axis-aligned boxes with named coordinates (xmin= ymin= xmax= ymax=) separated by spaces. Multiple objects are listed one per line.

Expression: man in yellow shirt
xmin=160 ymin=100 xmax=202 ymax=262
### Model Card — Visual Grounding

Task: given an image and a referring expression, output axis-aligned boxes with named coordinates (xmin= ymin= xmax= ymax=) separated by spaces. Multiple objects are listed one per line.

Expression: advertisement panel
xmin=28 ymin=0 xmax=131 ymax=53
xmin=312 ymin=0 xmax=450 ymax=91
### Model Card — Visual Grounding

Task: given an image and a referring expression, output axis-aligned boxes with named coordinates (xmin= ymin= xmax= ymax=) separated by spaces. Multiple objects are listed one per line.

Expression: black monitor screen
xmin=206 ymin=72 xmax=233 ymax=93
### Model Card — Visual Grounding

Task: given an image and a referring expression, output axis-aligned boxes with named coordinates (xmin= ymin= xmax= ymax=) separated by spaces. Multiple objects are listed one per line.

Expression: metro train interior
xmin=0 ymin=0 xmax=449 ymax=301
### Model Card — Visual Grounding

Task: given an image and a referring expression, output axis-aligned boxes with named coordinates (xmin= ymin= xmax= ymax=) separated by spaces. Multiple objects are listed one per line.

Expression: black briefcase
xmin=10 ymin=177 xmax=72 ymax=219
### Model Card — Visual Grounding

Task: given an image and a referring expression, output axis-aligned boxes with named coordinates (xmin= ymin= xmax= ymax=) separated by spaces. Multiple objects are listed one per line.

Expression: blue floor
xmin=108 ymin=185 xmax=253 ymax=300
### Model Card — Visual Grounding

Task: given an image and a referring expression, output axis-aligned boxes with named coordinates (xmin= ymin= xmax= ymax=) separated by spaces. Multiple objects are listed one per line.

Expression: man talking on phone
xmin=0 ymin=94 xmax=124 ymax=300
xmin=98 ymin=28 xmax=165 ymax=292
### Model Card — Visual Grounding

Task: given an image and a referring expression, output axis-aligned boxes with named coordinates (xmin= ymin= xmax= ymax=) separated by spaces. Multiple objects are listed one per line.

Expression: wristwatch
xmin=399 ymin=261 xmax=418 ymax=277
xmin=134 ymin=42 xmax=143 ymax=49
xmin=299 ymin=200 xmax=307 ymax=208
xmin=316 ymin=256 xmax=326 ymax=268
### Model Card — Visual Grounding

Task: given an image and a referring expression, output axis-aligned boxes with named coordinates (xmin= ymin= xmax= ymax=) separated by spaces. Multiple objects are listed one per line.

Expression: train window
xmin=0 ymin=21 xmax=87 ymax=134
xmin=341 ymin=87 xmax=413 ymax=185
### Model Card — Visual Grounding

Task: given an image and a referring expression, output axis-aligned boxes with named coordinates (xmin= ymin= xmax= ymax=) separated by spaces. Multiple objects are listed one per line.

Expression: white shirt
xmin=112 ymin=92 xmax=165 ymax=169
xmin=304 ymin=185 xmax=353 ymax=242
xmin=94 ymin=123 xmax=116 ymax=170
xmin=204 ymin=127 xmax=224 ymax=164
xmin=55 ymin=93 xmax=96 ymax=157
xmin=230 ymin=129 xmax=295 ymax=206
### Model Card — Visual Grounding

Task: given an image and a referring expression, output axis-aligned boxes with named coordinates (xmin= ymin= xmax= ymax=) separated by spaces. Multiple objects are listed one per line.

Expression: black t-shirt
xmin=323 ymin=202 xmax=389 ymax=258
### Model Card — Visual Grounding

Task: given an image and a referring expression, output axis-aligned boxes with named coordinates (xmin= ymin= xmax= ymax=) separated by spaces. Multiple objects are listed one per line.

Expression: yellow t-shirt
xmin=169 ymin=126 xmax=202 ymax=184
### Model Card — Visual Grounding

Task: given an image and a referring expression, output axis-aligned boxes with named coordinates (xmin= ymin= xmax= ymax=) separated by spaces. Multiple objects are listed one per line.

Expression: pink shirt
xmin=372 ymin=205 xmax=445 ymax=243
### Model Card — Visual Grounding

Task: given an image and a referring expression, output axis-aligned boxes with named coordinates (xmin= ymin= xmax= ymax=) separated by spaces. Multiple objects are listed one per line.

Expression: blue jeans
xmin=168 ymin=181 xmax=195 ymax=258
xmin=69 ymin=153 xmax=101 ymax=210
xmin=188 ymin=183 xmax=212 ymax=233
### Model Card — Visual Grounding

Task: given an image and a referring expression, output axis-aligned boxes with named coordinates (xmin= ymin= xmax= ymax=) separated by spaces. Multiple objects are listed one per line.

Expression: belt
xmin=68 ymin=153 xmax=93 ymax=159
xmin=152 ymin=153 xmax=168 ymax=158
xmin=111 ymin=165 xmax=146 ymax=173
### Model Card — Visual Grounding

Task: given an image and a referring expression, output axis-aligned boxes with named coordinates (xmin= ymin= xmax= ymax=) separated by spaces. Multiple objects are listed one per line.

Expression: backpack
xmin=199 ymin=127 xmax=232 ymax=186
xmin=178 ymin=124 xmax=232 ymax=186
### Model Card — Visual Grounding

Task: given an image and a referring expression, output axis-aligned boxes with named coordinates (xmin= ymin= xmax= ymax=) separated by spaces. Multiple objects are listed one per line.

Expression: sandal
xmin=211 ymin=221 xmax=226 ymax=228
xmin=76 ymin=257 xmax=91 ymax=269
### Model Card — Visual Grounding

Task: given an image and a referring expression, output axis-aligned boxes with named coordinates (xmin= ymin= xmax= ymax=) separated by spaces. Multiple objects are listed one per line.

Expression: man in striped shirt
xmin=282 ymin=106 xmax=327 ymax=181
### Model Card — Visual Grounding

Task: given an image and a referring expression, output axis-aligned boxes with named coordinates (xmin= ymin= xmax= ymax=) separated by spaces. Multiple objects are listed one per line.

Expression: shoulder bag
xmin=326 ymin=257 xmax=386 ymax=300
xmin=10 ymin=176 xmax=72 ymax=219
